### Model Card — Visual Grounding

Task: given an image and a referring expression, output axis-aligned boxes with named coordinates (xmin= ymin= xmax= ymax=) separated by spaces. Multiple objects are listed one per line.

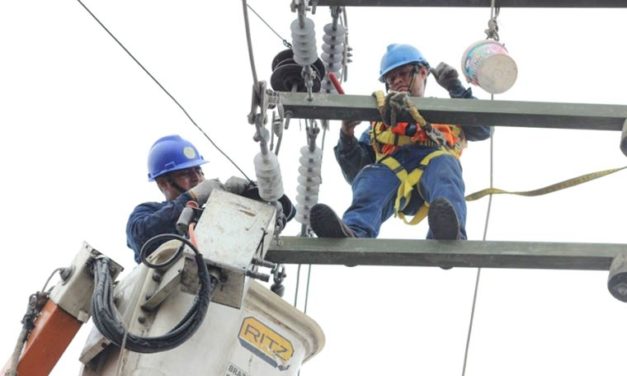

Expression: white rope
xmin=460 ymin=45 xmax=498 ymax=376
xmin=462 ymin=132 xmax=494 ymax=376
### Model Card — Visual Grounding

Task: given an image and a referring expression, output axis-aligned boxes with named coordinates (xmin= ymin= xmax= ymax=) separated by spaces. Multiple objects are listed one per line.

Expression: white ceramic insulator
xmin=291 ymin=18 xmax=317 ymax=67
xmin=320 ymin=23 xmax=345 ymax=93
xmin=254 ymin=152 xmax=284 ymax=202
xmin=321 ymin=23 xmax=345 ymax=75
xmin=320 ymin=79 xmax=335 ymax=94
xmin=298 ymin=164 xmax=321 ymax=178
xmin=295 ymin=146 xmax=323 ymax=225
xmin=297 ymin=173 xmax=321 ymax=187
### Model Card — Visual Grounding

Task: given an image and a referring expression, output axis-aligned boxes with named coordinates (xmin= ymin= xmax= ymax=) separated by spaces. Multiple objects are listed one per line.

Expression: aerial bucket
xmin=80 ymin=272 xmax=325 ymax=376
xmin=79 ymin=193 xmax=324 ymax=376
xmin=461 ymin=39 xmax=517 ymax=94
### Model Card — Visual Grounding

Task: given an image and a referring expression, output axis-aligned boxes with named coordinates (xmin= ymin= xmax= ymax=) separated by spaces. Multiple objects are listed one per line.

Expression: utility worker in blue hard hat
xmin=126 ymin=135 xmax=240 ymax=263
xmin=309 ymin=44 xmax=492 ymax=242
xmin=126 ymin=135 xmax=254 ymax=263
xmin=127 ymin=135 xmax=296 ymax=263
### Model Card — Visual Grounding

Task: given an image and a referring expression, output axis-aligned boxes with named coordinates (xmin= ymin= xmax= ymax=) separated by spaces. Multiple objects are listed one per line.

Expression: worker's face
xmin=157 ymin=166 xmax=205 ymax=200
xmin=385 ymin=64 xmax=428 ymax=97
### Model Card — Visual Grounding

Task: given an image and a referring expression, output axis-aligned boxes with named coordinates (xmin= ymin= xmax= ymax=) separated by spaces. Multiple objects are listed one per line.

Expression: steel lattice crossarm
xmin=266 ymin=237 xmax=626 ymax=270
xmin=276 ymin=92 xmax=627 ymax=131
xmin=311 ymin=0 xmax=627 ymax=7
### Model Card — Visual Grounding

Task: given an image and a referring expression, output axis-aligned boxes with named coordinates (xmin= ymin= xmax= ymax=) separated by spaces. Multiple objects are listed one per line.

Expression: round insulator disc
xmin=311 ymin=58 xmax=326 ymax=80
xmin=270 ymin=64 xmax=321 ymax=92
xmin=271 ymin=49 xmax=297 ymax=71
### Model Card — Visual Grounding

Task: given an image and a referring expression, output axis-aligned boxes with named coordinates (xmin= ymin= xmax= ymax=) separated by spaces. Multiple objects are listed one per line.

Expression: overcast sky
xmin=1 ymin=1 xmax=627 ymax=375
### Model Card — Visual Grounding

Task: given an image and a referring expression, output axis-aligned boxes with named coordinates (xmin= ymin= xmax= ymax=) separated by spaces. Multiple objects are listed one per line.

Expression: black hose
xmin=91 ymin=234 xmax=216 ymax=353
xmin=139 ymin=233 xmax=187 ymax=269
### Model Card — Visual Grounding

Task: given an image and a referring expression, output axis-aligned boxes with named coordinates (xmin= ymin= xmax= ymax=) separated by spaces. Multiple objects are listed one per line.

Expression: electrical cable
xmin=460 ymin=76 xmax=497 ymax=376
xmin=302 ymin=264 xmax=313 ymax=314
xmin=76 ymin=0 xmax=250 ymax=181
xmin=293 ymin=264 xmax=302 ymax=308
xmin=91 ymin=233 xmax=216 ymax=353
xmin=241 ymin=0 xmax=323 ymax=319
xmin=242 ymin=0 xmax=259 ymax=85
xmin=246 ymin=3 xmax=292 ymax=49
xmin=462 ymin=0 xmax=500 ymax=361
xmin=462 ymin=134 xmax=494 ymax=376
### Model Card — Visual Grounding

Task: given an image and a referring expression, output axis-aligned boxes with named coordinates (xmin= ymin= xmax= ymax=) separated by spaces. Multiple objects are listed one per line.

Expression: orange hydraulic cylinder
xmin=14 ymin=299 xmax=82 ymax=376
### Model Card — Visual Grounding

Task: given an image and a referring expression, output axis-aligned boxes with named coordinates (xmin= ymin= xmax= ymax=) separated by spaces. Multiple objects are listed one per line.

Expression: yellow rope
xmin=466 ymin=166 xmax=627 ymax=201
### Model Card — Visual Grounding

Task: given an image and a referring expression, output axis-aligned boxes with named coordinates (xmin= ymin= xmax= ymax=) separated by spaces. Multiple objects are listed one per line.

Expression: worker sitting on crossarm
xmin=309 ymin=44 xmax=492 ymax=240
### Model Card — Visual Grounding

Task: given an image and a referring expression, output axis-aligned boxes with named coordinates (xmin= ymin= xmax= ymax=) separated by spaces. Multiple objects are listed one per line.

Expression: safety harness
xmin=371 ymin=90 xmax=466 ymax=225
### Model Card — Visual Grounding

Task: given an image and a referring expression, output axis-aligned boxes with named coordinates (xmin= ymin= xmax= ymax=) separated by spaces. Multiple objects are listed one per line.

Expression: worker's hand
xmin=224 ymin=176 xmax=251 ymax=195
xmin=381 ymin=91 xmax=410 ymax=126
xmin=188 ymin=178 xmax=224 ymax=206
xmin=341 ymin=120 xmax=361 ymax=137
xmin=431 ymin=62 xmax=463 ymax=92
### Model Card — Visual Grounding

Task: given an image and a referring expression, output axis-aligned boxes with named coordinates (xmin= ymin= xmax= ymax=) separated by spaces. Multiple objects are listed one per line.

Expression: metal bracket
xmin=248 ymin=81 xmax=269 ymax=126
xmin=194 ymin=190 xmax=277 ymax=308
xmin=49 ymin=242 xmax=123 ymax=322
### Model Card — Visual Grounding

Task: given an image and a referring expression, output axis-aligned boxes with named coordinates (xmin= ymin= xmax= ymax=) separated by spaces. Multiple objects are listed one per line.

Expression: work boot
xmin=428 ymin=198 xmax=460 ymax=240
xmin=310 ymin=204 xmax=355 ymax=238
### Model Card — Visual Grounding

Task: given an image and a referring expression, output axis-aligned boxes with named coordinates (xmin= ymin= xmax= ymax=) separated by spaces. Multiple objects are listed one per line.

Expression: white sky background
xmin=1 ymin=1 xmax=627 ymax=375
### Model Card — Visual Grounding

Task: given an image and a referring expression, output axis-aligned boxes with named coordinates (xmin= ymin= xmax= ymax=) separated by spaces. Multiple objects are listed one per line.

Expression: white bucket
xmin=461 ymin=39 xmax=518 ymax=94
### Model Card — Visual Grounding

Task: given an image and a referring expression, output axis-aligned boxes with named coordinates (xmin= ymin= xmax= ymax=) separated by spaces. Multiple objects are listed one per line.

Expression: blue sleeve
xmin=333 ymin=127 xmax=375 ymax=184
xmin=448 ymin=86 xmax=493 ymax=141
xmin=126 ymin=193 xmax=192 ymax=263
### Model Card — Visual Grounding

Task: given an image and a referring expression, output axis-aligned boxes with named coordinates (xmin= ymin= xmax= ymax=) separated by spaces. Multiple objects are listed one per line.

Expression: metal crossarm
xmin=312 ymin=0 xmax=627 ymax=8
xmin=266 ymin=237 xmax=627 ymax=270
xmin=277 ymin=92 xmax=627 ymax=131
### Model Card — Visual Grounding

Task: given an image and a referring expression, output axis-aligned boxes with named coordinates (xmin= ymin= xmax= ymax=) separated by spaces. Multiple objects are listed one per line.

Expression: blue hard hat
xmin=147 ymin=135 xmax=207 ymax=181
xmin=379 ymin=44 xmax=430 ymax=82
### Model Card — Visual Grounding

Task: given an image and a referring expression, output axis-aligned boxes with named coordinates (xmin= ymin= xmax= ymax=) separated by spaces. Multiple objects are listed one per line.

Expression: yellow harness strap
xmin=379 ymin=149 xmax=453 ymax=225
xmin=371 ymin=122 xmax=441 ymax=148
xmin=371 ymin=90 xmax=463 ymax=225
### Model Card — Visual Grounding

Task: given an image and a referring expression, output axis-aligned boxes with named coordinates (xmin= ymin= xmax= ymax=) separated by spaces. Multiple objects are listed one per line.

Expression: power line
xmin=76 ymin=0 xmax=250 ymax=181
xmin=246 ymin=3 xmax=292 ymax=49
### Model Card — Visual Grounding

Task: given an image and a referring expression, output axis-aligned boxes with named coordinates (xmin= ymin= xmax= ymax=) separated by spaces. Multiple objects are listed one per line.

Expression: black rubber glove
xmin=431 ymin=62 xmax=464 ymax=93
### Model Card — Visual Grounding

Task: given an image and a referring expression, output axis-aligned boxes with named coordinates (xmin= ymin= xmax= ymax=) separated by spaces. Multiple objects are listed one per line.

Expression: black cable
xmin=139 ymin=233 xmax=187 ymax=270
xmin=91 ymin=234 xmax=216 ymax=353
xmin=76 ymin=0 xmax=250 ymax=181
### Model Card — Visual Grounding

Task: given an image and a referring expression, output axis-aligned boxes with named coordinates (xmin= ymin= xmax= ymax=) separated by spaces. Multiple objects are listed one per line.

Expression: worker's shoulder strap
xmin=378 ymin=149 xmax=453 ymax=225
